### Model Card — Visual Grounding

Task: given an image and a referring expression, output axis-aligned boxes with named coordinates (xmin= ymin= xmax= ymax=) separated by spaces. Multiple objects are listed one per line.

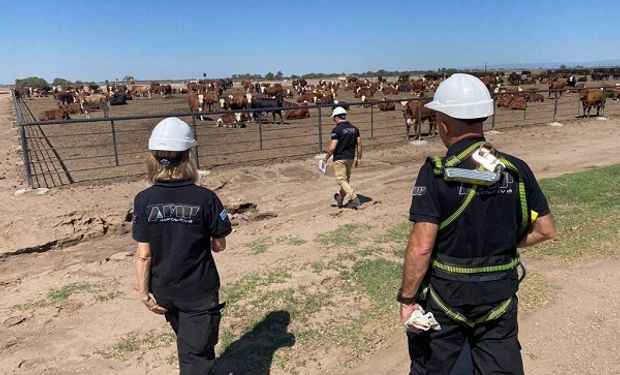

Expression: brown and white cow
xmin=401 ymin=99 xmax=436 ymax=138
xmin=216 ymin=113 xmax=244 ymax=128
xmin=39 ymin=108 xmax=71 ymax=121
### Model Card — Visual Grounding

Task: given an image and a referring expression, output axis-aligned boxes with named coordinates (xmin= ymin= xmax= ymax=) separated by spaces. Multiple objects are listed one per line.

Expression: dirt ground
xmin=1 ymin=91 xmax=619 ymax=374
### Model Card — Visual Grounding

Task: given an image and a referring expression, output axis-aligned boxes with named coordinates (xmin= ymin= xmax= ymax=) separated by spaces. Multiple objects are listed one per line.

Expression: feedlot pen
xmin=12 ymin=85 xmax=620 ymax=188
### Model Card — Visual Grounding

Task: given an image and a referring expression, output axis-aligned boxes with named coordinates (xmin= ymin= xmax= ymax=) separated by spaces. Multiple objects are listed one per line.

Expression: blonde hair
xmin=146 ymin=150 xmax=198 ymax=184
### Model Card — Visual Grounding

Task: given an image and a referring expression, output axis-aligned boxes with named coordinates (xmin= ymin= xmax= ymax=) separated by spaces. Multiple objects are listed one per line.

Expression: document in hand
xmin=318 ymin=159 xmax=327 ymax=174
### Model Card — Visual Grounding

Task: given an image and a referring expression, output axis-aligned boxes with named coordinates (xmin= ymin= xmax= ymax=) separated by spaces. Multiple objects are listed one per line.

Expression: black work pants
xmin=408 ymin=297 xmax=523 ymax=375
xmin=155 ymin=291 xmax=223 ymax=375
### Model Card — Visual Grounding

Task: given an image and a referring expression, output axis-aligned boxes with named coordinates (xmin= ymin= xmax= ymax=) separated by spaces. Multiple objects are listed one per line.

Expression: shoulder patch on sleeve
xmin=219 ymin=208 xmax=228 ymax=220
xmin=413 ymin=186 xmax=427 ymax=196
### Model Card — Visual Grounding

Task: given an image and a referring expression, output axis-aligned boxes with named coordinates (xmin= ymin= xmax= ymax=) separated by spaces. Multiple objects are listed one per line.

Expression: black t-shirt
xmin=409 ymin=137 xmax=550 ymax=307
xmin=330 ymin=122 xmax=360 ymax=161
xmin=132 ymin=179 xmax=232 ymax=300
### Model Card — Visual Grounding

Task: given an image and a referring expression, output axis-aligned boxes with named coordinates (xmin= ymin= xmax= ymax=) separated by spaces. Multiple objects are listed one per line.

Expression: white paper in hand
xmin=318 ymin=159 xmax=327 ymax=174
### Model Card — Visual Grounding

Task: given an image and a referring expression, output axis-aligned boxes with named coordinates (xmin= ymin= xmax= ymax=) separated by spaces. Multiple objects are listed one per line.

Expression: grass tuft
xmin=98 ymin=332 xmax=176 ymax=359
xmin=315 ymin=223 xmax=371 ymax=247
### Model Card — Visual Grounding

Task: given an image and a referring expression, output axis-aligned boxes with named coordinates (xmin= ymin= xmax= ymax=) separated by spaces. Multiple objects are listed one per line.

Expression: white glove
xmin=404 ymin=306 xmax=442 ymax=331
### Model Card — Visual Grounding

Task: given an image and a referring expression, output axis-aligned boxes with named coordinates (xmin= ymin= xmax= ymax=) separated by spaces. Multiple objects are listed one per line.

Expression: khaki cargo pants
xmin=334 ymin=159 xmax=357 ymax=200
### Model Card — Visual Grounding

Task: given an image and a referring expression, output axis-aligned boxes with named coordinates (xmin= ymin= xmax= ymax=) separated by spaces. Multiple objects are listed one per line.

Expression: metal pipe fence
xmin=10 ymin=87 xmax=619 ymax=188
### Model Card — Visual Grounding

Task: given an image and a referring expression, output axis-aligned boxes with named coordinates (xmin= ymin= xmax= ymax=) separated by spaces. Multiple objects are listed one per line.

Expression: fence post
xmin=552 ymin=90 xmax=559 ymax=122
xmin=370 ymin=104 xmax=374 ymax=138
xmin=416 ymin=98 xmax=422 ymax=141
xmin=11 ymin=90 xmax=33 ymax=187
xmin=491 ymin=96 xmax=496 ymax=131
xmin=259 ymin=121 xmax=263 ymax=150
xmin=318 ymin=106 xmax=323 ymax=153
xmin=110 ymin=120 xmax=120 ymax=166
xmin=191 ymin=114 xmax=200 ymax=168
xmin=19 ymin=124 xmax=33 ymax=187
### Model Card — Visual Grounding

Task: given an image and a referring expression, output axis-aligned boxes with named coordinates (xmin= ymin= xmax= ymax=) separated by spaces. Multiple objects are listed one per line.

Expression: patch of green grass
xmin=531 ymin=164 xmax=620 ymax=261
xmin=95 ymin=291 xmax=123 ymax=302
xmin=518 ymin=270 xmax=555 ymax=311
xmin=315 ymin=223 xmax=371 ymax=247
xmin=348 ymin=258 xmax=402 ymax=316
xmin=245 ymin=237 xmax=273 ymax=254
xmin=276 ymin=235 xmax=306 ymax=246
xmin=13 ymin=282 xmax=101 ymax=311
xmin=376 ymin=222 xmax=412 ymax=244
xmin=99 ymin=332 xmax=176 ymax=359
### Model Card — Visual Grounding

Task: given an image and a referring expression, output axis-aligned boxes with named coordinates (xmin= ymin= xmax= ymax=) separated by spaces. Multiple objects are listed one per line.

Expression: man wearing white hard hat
xmin=322 ymin=106 xmax=362 ymax=209
xmin=398 ymin=74 xmax=555 ymax=374
xmin=133 ymin=117 xmax=232 ymax=375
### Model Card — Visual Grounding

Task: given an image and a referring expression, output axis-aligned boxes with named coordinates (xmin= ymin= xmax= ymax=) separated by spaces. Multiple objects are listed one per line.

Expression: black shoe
xmin=346 ymin=197 xmax=361 ymax=209
xmin=334 ymin=193 xmax=343 ymax=208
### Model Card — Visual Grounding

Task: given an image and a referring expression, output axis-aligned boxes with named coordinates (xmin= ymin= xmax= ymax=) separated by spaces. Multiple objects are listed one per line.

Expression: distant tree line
xmin=15 ymin=76 xmax=99 ymax=88
xmin=230 ymin=68 xmax=464 ymax=80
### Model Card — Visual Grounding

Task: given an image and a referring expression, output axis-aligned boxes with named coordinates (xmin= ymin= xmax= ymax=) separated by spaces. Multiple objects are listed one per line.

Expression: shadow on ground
xmin=214 ymin=310 xmax=295 ymax=375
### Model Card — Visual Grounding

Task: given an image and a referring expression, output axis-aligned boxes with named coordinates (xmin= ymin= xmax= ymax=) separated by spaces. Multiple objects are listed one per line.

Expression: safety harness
xmin=422 ymin=141 xmax=531 ymax=329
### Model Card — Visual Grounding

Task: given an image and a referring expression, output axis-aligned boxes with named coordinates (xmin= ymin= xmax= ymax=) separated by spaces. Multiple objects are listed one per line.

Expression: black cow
xmin=252 ymin=94 xmax=284 ymax=124
xmin=567 ymin=75 xmax=577 ymax=87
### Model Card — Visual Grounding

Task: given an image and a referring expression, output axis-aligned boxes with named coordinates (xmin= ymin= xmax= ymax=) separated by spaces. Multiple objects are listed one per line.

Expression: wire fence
xmin=11 ymin=87 xmax=619 ymax=188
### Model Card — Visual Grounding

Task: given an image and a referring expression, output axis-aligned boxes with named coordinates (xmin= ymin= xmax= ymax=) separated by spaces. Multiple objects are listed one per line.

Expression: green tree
xmin=275 ymin=70 xmax=283 ymax=79
xmin=15 ymin=76 xmax=48 ymax=88
xmin=265 ymin=72 xmax=274 ymax=80
xmin=559 ymin=64 xmax=567 ymax=70
xmin=52 ymin=77 xmax=70 ymax=86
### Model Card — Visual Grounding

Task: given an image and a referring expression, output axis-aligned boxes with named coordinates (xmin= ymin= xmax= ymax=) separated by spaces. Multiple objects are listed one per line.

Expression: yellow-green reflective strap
xmin=431 ymin=257 xmax=521 ymax=274
xmin=500 ymin=158 xmax=529 ymax=237
xmin=444 ymin=141 xmax=487 ymax=168
xmin=428 ymin=285 xmax=513 ymax=329
xmin=439 ymin=184 xmax=478 ymax=231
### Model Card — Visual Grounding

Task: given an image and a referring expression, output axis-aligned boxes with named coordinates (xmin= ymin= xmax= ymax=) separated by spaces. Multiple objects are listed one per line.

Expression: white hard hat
xmin=425 ymin=73 xmax=494 ymax=119
xmin=331 ymin=106 xmax=347 ymax=118
xmin=148 ymin=117 xmax=197 ymax=151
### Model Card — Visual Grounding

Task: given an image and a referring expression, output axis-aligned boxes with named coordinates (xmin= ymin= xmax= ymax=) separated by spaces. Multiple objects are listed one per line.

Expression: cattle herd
xmin=11 ymin=69 xmax=620 ymax=132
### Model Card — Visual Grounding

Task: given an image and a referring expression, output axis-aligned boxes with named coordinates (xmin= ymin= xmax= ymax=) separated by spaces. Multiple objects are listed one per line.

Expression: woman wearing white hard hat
xmin=133 ymin=117 xmax=232 ymax=374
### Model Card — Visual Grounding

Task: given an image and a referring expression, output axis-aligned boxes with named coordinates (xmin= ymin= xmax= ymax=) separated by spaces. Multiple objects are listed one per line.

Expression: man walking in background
xmin=323 ymin=106 xmax=362 ymax=209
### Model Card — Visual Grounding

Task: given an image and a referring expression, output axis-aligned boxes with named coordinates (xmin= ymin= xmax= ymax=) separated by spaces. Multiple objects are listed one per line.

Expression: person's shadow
xmin=213 ymin=310 xmax=295 ymax=375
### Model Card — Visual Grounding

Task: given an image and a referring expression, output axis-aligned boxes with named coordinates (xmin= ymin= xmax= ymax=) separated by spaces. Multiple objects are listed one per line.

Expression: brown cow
xmin=241 ymin=80 xmax=253 ymax=92
xmin=381 ymin=86 xmax=399 ymax=95
xmin=285 ymin=104 xmax=310 ymax=119
xmin=39 ymin=108 xmax=70 ymax=121
xmin=65 ymin=102 xmax=84 ymax=114
xmin=410 ymin=79 xmax=426 ymax=93
xmin=378 ymin=99 xmax=396 ymax=111
xmin=548 ymin=78 xmax=567 ymax=98
xmin=79 ymin=93 xmax=110 ymax=118
xmin=580 ymin=89 xmax=605 ymax=117
xmin=264 ymin=85 xmax=285 ymax=97
xmin=496 ymin=94 xmax=527 ymax=110
xmin=401 ymin=99 xmax=436 ymax=138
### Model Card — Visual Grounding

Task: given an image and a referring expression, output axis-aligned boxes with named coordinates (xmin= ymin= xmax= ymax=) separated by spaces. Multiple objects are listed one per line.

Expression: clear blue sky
xmin=1 ymin=0 xmax=619 ymax=83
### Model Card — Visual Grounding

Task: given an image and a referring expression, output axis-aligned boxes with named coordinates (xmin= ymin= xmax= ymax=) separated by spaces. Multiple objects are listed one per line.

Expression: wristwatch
xmin=396 ymin=288 xmax=416 ymax=305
